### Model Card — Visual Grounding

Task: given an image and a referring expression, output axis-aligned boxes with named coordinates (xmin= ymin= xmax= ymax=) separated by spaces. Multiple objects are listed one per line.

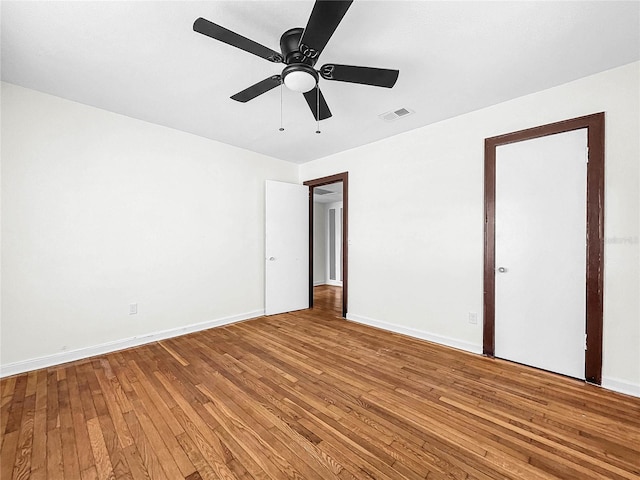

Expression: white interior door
xmin=495 ymin=129 xmax=587 ymax=379
xmin=265 ymin=180 xmax=309 ymax=315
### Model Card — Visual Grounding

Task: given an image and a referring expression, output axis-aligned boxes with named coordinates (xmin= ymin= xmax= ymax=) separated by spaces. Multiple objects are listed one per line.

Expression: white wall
xmin=3 ymin=62 xmax=639 ymax=396
xmin=313 ymin=202 xmax=327 ymax=285
xmin=300 ymin=62 xmax=640 ymax=396
xmin=1 ymin=82 xmax=298 ymax=374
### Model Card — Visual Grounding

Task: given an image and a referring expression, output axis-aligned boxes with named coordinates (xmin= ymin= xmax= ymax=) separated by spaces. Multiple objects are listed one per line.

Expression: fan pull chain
xmin=279 ymin=81 xmax=284 ymax=132
xmin=315 ymin=86 xmax=321 ymax=134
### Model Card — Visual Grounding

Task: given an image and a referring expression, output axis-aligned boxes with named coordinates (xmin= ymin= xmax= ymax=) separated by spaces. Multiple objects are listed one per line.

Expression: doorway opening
xmin=483 ymin=113 xmax=604 ymax=384
xmin=304 ymin=172 xmax=348 ymax=318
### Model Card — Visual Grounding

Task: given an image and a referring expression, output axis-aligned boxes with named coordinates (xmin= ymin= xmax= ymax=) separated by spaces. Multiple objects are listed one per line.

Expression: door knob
xmin=497 ymin=266 xmax=508 ymax=273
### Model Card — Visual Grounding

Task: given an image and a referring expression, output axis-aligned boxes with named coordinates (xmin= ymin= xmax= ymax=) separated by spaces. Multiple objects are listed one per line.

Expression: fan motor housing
xmin=280 ymin=27 xmax=316 ymax=66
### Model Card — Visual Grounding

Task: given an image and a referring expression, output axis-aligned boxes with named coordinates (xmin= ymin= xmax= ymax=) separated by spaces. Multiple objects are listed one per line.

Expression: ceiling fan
xmin=193 ymin=0 xmax=399 ymax=122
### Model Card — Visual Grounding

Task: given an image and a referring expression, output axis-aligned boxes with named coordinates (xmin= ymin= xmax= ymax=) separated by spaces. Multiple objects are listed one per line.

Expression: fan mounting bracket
xmin=280 ymin=27 xmax=317 ymax=66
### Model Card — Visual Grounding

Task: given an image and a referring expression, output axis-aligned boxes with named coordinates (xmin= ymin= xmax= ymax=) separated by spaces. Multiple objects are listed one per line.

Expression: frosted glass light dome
xmin=282 ymin=64 xmax=318 ymax=93
xmin=283 ymin=70 xmax=316 ymax=92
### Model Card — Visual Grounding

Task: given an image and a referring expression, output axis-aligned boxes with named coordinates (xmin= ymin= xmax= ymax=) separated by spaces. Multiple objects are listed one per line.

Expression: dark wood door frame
xmin=304 ymin=172 xmax=349 ymax=317
xmin=483 ymin=112 xmax=604 ymax=384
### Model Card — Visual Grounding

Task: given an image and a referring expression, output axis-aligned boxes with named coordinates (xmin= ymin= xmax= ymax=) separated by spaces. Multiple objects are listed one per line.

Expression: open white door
xmin=265 ymin=180 xmax=309 ymax=315
xmin=494 ymin=129 xmax=587 ymax=379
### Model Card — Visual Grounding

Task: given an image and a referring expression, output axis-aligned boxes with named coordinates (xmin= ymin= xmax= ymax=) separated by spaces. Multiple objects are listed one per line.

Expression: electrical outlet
xmin=129 ymin=303 xmax=138 ymax=315
xmin=468 ymin=312 xmax=478 ymax=325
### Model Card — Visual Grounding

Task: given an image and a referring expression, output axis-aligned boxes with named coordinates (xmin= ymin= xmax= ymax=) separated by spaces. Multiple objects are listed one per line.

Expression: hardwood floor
xmin=2 ymin=285 xmax=639 ymax=479
xmin=313 ymin=285 xmax=343 ymax=318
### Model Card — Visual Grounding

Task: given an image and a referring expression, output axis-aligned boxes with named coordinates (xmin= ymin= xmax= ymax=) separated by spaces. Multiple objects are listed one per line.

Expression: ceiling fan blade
xmin=299 ymin=1 xmax=353 ymax=61
xmin=194 ymin=17 xmax=283 ymax=63
xmin=231 ymin=76 xmax=282 ymax=103
xmin=320 ymin=64 xmax=399 ymax=88
xmin=303 ymin=86 xmax=332 ymax=120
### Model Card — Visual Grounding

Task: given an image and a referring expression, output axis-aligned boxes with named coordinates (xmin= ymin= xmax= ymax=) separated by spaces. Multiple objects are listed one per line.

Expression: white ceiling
xmin=314 ymin=181 xmax=343 ymax=203
xmin=2 ymin=1 xmax=638 ymax=164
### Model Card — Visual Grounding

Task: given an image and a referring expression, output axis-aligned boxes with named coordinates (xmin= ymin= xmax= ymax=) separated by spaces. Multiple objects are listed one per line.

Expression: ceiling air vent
xmin=315 ymin=188 xmax=333 ymax=195
xmin=379 ymin=107 xmax=415 ymax=122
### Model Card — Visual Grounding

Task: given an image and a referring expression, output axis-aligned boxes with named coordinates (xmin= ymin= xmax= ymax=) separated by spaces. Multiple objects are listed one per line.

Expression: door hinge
xmin=585 ymin=146 xmax=590 ymax=163
xmin=585 ymin=333 xmax=588 ymax=350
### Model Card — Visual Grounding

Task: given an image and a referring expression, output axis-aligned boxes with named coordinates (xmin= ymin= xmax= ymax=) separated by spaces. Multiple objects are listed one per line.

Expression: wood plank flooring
xmin=2 ymin=285 xmax=639 ymax=479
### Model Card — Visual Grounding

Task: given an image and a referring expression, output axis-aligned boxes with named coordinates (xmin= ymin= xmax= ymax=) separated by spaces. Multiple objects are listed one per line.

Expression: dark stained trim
xmin=304 ymin=172 xmax=349 ymax=317
xmin=484 ymin=140 xmax=497 ymax=357
xmin=483 ymin=112 xmax=605 ymax=384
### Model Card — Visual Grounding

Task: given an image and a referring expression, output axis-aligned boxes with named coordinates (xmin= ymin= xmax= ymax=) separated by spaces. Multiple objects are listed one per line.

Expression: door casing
xmin=304 ymin=172 xmax=349 ymax=317
xmin=483 ymin=113 xmax=604 ymax=384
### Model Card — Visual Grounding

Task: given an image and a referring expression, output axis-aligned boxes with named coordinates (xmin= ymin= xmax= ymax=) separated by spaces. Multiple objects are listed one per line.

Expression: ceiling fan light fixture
xmin=282 ymin=64 xmax=318 ymax=93
xmin=195 ymin=1 xmax=398 ymax=122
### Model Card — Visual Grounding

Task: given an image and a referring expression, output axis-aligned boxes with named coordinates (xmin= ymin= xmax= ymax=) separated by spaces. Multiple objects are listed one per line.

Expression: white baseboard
xmin=0 ymin=309 xmax=264 ymax=378
xmin=313 ymin=281 xmax=325 ymax=286
xmin=326 ymin=280 xmax=343 ymax=287
xmin=601 ymin=376 xmax=640 ymax=398
xmin=346 ymin=313 xmax=483 ymax=355
xmin=347 ymin=314 xmax=640 ymax=399
xmin=6 ymin=309 xmax=637 ymax=400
